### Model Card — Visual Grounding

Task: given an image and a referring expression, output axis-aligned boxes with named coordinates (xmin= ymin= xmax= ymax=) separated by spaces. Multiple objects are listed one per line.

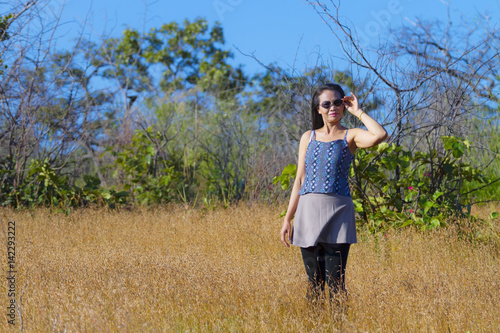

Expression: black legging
xmin=300 ymin=243 xmax=350 ymax=299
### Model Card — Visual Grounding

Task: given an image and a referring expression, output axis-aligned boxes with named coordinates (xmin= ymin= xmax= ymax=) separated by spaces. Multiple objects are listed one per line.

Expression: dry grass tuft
xmin=0 ymin=203 xmax=498 ymax=332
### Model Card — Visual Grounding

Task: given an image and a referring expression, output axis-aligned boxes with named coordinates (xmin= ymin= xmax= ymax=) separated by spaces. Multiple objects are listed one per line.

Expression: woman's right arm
xmin=280 ymin=130 xmax=310 ymax=247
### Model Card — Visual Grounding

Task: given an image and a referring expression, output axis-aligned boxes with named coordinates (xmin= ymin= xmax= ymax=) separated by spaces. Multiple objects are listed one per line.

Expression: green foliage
xmin=194 ymin=108 xmax=250 ymax=204
xmin=87 ymin=18 xmax=246 ymax=99
xmin=462 ymin=121 xmax=500 ymax=202
xmin=0 ymin=13 xmax=13 ymax=41
xmin=2 ymin=13 xmax=497 ymax=219
xmin=353 ymin=136 xmax=488 ymax=231
xmin=272 ymin=164 xmax=297 ymax=190
xmin=0 ymin=159 xmax=128 ymax=209
xmin=109 ymin=127 xmax=178 ymax=205
xmin=0 ymin=17 xmax=252 ymax=211
xmin=0 ymin=13 xmax=13 ymax=74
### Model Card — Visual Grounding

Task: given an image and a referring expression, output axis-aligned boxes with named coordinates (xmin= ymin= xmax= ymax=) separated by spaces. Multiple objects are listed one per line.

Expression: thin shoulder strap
xmin=344 ymin=129 xmax=349 ymax=141
xmin=309 ymin=130 xmax=315 ymax=142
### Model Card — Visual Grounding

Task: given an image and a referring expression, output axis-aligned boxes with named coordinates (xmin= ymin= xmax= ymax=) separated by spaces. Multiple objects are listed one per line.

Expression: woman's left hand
xmin=343 ymin=92 xmax=360 ymax=114
xmin=344 ymin=91 xmax=389 ymax=149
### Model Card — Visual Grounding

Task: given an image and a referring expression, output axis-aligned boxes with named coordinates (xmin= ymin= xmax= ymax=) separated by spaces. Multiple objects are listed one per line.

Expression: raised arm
xmin=345 ymin=92 xmax=388 ymax=149
xmin=280 ymin=130 xmax=310 ymax=247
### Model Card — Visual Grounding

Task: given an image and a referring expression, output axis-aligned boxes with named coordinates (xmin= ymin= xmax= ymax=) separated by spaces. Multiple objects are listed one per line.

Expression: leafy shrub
xmin=109 ymin=127 xmax=178 ymax=205
xmin=0 ymin=159 xmax=128 ymax=209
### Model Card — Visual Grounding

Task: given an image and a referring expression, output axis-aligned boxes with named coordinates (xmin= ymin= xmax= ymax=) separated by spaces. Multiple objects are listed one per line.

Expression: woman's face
xmin=317 ymin=90 xmax=344 ymax=123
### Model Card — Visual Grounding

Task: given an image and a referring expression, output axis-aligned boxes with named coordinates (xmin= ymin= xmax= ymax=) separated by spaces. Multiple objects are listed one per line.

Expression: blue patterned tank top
xmin=298 ymin=130 xmax=354 ymax=197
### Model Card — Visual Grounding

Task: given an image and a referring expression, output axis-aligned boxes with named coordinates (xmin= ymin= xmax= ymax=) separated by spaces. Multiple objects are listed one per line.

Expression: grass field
xmin=0 ymin=203 xmax=498 ymax=332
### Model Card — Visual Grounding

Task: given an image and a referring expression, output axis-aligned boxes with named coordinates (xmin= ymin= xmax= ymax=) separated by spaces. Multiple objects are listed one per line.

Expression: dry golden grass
xmin=0 ymin=203 xmax=498 ymax=332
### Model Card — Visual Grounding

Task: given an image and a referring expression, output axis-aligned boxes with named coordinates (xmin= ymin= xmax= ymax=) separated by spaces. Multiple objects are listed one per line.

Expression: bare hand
xmin=280 ymin=220 xmax=292 ymax=247
xmin=343 ymin=92 xmax=360 ymax=113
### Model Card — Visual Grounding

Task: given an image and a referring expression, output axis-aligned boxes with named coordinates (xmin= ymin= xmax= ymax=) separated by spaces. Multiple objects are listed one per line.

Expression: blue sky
xmin=14 ymin=0 xmax=500 ymax=75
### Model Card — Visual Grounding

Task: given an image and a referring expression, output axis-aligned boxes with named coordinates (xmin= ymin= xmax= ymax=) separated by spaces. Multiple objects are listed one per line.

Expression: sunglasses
xmin=320 ymin=99 xmax=344 ymax=109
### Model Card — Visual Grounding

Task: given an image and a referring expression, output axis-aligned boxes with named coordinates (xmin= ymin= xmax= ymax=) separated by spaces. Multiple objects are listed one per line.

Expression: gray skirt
xmin=291 ymin=193 xmax=357 ymax=247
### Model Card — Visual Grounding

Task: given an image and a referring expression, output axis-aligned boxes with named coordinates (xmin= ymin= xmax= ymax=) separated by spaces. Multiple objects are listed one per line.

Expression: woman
xmin=280 ymin=83 xmax=387 ymax=301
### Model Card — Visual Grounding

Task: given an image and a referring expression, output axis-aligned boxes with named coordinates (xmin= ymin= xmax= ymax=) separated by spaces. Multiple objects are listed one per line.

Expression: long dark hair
xmin=311 ymin=83 xmax=346 ymax=130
